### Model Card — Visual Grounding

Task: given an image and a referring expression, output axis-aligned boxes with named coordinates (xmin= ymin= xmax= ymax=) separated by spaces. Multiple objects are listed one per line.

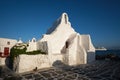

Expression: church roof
xmin=46 ymin=13 xmax=70 ymax=34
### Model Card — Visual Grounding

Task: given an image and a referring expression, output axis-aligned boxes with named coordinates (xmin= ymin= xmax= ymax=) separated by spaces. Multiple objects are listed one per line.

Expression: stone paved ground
xmin=0 ymin=60 xmax=120 ymax=80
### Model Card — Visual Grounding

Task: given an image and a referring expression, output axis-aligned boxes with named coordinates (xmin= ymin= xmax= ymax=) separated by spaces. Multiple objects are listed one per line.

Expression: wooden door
xmin=4 ymin=47 xmax=9 ymax=56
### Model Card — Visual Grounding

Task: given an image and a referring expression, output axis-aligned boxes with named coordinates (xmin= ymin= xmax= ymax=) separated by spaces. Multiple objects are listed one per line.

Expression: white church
xmin=0 ymin=13 xmax=95 ymax=73
xmin=37 ymin=13 xmax=95 ymax=65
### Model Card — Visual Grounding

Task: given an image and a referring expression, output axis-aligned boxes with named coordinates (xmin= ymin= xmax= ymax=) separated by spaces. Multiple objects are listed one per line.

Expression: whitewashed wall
xmin=77 ymin=35 xmax=87 ymax=64
xmin=15 ymin=54 xmax=50 ymax=73
xmin=49 ymin=54 xmax=63 ymax=66
xmin=80 ymin=35 xmax=95 ymax=63
xmin=26 ymin=38 xmax=37 ymax=52
xmin=67 ymin=35 xmax=78 ymax=65
xmin=14 ymin=54 xmax=63 ymax=73
xmin=80 ymin=35 xmax=89 ymax=51
xmin=80 ymin=35 xmax=95 ymax=52
xmin=26 ymin=42 xmax=37 ymax=52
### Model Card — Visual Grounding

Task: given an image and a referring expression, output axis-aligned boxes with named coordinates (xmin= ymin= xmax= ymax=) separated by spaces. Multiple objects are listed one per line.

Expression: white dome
xmin=17 ymin=38 xmax=23 ymax=43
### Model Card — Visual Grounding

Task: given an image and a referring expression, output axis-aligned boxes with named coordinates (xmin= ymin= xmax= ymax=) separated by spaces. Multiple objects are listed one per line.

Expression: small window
xmin=7 ymin=41 xmax=10 ymax=45
xmin=66 ymin=41 xmax=69 ymax=48
xmin=64 ymin=14 xmax=67 ymax=24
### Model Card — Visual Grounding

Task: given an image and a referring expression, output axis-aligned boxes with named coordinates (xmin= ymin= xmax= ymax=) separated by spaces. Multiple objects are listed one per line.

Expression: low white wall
xmin=15 ymin=54 xmax=63 ymax=73
xmin=0 ymin=58 xmax=6 ymax=65
xmin=16 ymin=54 xmax=51 ymax=73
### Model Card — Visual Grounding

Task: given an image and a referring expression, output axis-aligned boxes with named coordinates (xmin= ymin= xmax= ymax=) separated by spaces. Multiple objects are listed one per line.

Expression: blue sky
xmin=0 ymin=0 xmax=120 ymax=49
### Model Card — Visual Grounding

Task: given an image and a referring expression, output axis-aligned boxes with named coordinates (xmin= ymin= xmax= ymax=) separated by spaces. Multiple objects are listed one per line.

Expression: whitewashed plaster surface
xmin=15 ymin=54 xmax=63 ymax=73
xmin=14 ymin=54 xmax=50 ymax=73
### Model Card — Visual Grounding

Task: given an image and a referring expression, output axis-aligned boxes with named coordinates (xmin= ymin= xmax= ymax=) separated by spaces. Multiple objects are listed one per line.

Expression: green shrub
xmin=26 ymin=50 xmax=47 ymax=55
xmin=10 ymin=48 xmax=47 ymax=59
xmin=10 ymin=44 xmax=47 ymax=64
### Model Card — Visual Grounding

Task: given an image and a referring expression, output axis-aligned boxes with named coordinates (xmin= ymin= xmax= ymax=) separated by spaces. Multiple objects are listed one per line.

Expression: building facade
xmin=0 ymin=38 xmax=17 ymax=65
xmin=0 ymin=38 xmax=17 ymax=57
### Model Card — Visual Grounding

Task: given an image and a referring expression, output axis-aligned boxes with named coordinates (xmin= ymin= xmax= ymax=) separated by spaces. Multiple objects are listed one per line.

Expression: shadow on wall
xmin=5 ymin=56 xmax=13 ymax=69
